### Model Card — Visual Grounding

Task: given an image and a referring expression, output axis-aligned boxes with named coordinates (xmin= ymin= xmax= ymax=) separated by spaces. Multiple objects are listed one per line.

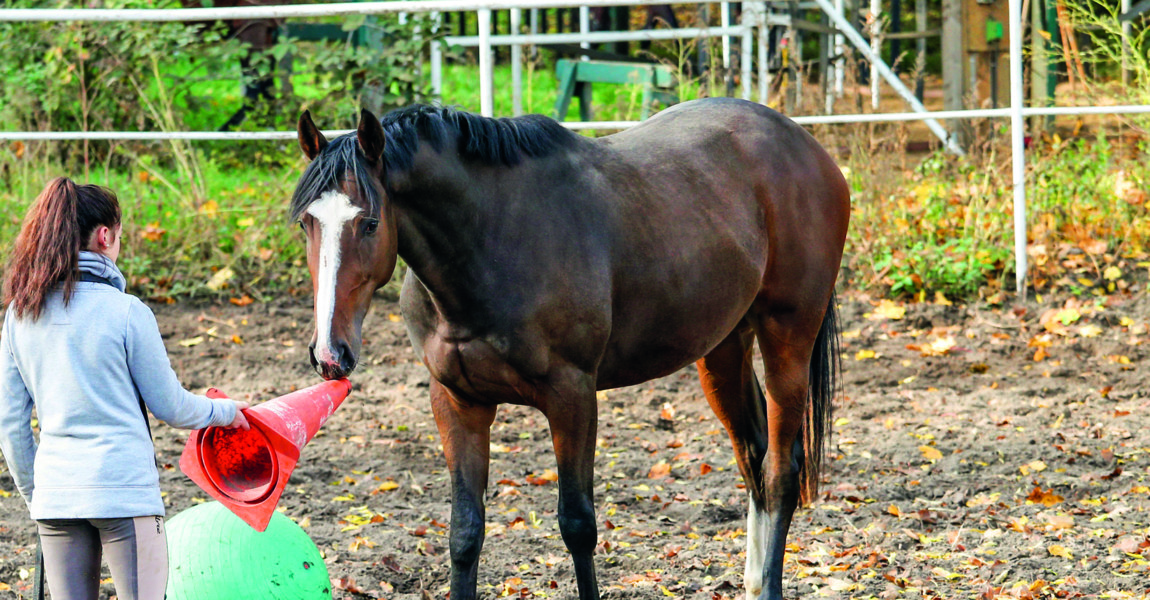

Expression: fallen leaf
xmin=919 ymin=445 xmax=943 ymax=461
xmin=372 ymin=481 xmax=399 ymax=493
xmin=1026 ymin=487 xmax=1064 ymax=507
xmin=855 ymin=349 xmax=876 ymax=360
xmin=1080 ymin=240 xmax=1107 ymax=255
xmin=648 ymin=461 xmax=671 ymax=479
xmin=1078 ymin=324 xmax=1102 ymax=338
xmin=920 ymin=336 xmax=956 ymax=357
xmin=206 ymin=267 xmax=235 ymax=292
xmin=1048 ymin=544 xmax=1073 ymax=560
xmin=331 ymin=577 xmax=363 ymax=594
xmin=178 ymin=336 xmax=205 ymax=347
xmin=870 ymin=299 xmax=907 ymax=320
xmin=527 ymin=470 xmax=559 ymax=485
xmin=1053 ymin=307 xmax=1081 ymax=326
xmin=229 ymin=295 xmax=254 ymax=307
xmin=1043 ymin=514 xmax=1074 ymax=530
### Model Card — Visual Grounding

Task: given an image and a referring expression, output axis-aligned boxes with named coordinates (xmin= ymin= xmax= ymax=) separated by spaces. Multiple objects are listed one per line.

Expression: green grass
xmin=0 ymin=155 xmax=308 ymax=303
xmin=435 ymin=47 xmax=727 ymax=125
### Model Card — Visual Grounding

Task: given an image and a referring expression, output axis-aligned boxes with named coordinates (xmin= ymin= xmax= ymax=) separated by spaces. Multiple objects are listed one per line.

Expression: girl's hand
xmin=225 ymin=401 xmax=251 ymax=430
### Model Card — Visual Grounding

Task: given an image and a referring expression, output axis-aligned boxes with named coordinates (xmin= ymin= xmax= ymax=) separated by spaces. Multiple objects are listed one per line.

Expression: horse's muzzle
xmin=309 ymin=340 xmax=357 ymax=380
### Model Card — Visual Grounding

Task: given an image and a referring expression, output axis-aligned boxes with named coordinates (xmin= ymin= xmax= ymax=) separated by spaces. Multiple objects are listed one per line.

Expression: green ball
xmin=166 ymin=502 xmax=331 ymax=600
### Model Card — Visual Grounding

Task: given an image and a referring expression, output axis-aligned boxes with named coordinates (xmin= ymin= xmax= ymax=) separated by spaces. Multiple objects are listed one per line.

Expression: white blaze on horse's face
xmin=307 ymin=190 xmax=362 ymax=365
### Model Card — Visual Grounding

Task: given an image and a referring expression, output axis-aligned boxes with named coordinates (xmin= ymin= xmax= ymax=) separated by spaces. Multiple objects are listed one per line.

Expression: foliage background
xmin=0 ymin=0 xmax=1147 ymax=304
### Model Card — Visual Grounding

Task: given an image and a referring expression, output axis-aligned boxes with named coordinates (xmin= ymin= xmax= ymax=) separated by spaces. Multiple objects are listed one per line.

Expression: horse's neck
xmin=393 ymin=169 xmax=497 ymax=321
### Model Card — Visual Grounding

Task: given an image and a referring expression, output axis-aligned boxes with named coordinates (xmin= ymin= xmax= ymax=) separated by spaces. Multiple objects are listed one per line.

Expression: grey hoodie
xmin=0 ymin=251 xmax=236 ymax=519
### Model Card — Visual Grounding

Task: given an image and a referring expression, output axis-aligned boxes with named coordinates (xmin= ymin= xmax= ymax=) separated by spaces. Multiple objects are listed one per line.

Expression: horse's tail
xmin=800 ymin=290 xmax=840 ymax=505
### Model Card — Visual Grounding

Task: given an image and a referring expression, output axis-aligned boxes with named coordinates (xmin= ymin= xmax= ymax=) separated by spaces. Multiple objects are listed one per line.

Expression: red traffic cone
xmin=179 ymin=379 xmax=353 ymax=531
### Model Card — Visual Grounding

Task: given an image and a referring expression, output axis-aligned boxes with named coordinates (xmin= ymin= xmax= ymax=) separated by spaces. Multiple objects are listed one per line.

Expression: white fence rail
xmin=0 ymin=0 xmax=684 ymax=21
xmin=1 ymin=1 xmax=1148 ymax=295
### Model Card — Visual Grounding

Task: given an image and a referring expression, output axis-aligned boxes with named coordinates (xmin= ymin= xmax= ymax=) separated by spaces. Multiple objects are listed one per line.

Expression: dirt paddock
xmin=2 ymin=291 xmax=1149 ymax=599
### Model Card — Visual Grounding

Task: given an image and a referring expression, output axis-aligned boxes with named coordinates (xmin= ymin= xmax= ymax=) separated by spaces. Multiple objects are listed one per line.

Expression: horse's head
xmin=292 ymin=109 xmax=397 ymax=380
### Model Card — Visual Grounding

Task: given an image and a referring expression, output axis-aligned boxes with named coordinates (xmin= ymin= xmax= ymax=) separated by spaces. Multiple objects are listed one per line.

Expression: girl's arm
xmin=0 ymin=318 xmax=36 ymax=506
xmin=125 ymin=300 xmax=237 ymax=429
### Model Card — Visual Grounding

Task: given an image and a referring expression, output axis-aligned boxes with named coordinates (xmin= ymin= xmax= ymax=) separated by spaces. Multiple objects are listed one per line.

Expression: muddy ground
xmin=2 ymin=288 xmax=1150 ymax=600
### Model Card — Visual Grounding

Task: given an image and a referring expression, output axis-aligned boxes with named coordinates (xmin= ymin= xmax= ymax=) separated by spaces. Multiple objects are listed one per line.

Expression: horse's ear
xmin=357 ymin=108 xmax=385 ymax=164
xmin=298 ymin=110 xmax=327 ymax=160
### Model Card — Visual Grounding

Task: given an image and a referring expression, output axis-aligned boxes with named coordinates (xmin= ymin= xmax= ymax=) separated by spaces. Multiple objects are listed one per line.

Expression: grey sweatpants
xmin=37 ymin=516 xmax=168 ymax=600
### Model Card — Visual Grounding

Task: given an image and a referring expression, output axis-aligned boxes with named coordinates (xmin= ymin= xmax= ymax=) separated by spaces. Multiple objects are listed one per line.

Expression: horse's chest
xmin=420 ymin=331 xmax=539 ymax=404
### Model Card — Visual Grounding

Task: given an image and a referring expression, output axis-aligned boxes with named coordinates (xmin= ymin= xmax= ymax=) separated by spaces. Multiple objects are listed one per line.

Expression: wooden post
xmin=613 ymin=6 xmax=630 ymax=55
xmin=915 ymin=0 xmax=926 ymax=100
xmin=822 ymin=9 xmax=832 ymax=112
xmin=790 ymin=0 xmax=801 ymax=111
xmin=1030 ymin=0 xmax=1049 ymax=131
xmin=942 ymin=0 xmax=967 ymax=147
xmin=835 ymin=0 xmax=845 ymax=96
xmin=890 ymin=0 xmax=902 ymax=73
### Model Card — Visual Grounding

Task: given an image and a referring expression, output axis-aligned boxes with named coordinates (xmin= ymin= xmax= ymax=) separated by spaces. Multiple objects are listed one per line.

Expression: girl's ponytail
xmin=3 ymin=177 xmax=121 ymax=320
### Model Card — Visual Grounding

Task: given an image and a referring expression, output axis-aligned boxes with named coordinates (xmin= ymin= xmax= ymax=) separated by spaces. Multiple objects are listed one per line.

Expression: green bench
xmin=554 ymin=59 xmax=679 ymax=122
xmin=279 ymin=20 xmax=382 ymax=50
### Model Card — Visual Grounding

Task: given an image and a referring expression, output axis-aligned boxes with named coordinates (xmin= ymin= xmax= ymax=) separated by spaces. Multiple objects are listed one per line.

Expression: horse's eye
xmin=298 ymin=220 xmax=306 ymax=232
xmin=362 ymin=219 xmax=379 ymax=236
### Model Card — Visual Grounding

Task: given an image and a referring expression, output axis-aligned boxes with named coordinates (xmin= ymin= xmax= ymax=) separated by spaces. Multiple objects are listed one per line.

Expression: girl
xmin=0 ymin=177 xmax=249 ymax=600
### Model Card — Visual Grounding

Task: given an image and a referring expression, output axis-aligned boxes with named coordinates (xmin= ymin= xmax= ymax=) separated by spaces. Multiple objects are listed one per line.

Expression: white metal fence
xmin=0 ymin=0 xmax=1147 ymax=295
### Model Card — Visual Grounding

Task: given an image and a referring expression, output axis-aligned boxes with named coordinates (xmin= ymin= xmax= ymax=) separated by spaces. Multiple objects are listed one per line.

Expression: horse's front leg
xmin=429 ymin=379 xmax=497 ymax=600
xmin=540 ymin=369 xmax=601 ymax=600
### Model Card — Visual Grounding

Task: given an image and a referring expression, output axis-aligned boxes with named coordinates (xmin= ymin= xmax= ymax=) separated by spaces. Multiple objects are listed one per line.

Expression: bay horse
xmin=290 ymin=98 xmax=849 ymax=600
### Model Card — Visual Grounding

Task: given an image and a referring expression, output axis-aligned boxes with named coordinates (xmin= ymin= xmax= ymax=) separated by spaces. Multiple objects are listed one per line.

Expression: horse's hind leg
xmin=694 ymin=319 xmax=771 ymax=598
xmin=748 ymin=307 xmax=829 ymax=600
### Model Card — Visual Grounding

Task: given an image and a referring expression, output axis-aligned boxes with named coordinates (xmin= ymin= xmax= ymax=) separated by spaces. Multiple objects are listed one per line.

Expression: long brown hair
xmin=3 ymin=177 xmax=121 ymax=321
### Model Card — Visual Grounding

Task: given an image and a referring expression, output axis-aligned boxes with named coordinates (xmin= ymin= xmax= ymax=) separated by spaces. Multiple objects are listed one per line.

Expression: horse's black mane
xmin=289 ymin=105 xmax=575 ymax=221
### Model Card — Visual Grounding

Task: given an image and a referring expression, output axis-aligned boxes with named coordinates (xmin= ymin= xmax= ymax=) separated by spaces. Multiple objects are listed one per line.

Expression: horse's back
xmin=590 ymin=98 xmax=849 ymax=388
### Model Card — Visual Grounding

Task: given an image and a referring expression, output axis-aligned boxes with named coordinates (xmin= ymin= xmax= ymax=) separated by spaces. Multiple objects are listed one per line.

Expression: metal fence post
xmin=1008 ymin=0 xmax=1027 ymax=296
xmin=511 ymin=8 xmax=523 ymax=115
xmin=870 ymin=0 xmax=881 ymax=109
xmin=742 ymin=15 xmax=752 ymax=100
xmin=479 ymin=7 xmax=494 ymax=116
xmin=430 ymin=40 xmax=443 ymax=98
xmin=758 ymin=2 xmax=770 ymax=104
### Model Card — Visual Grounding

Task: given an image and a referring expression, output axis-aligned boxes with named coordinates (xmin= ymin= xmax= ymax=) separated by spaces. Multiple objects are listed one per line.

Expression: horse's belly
xmin=595 ymin=348 xmax=705 ymax=390
xmin=595 ymin=307 xmax=750 ymax=390
xmin=596 ymin=254 xmax=765 ymax=390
